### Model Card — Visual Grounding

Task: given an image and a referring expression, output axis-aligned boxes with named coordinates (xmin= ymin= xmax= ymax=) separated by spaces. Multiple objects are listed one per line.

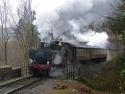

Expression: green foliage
xmin=109 ymin=54 xmax=125 ymax=93
xmin=107 ymin=1 xmax=125 ymax=42
xmin=120 ymin=69 xmax=125 ymax=93
xmin=120 ymin=54 xmax=125 ymax=92
xmin=118 ymin=1 xmax=125 ymax=92
xmin=107 ymin=1 xmax=125 ymax=92
xmin=77 ymin=54 xmax=125 ymax=93
xmin=50 ymin=89 xmax=74 ymax=94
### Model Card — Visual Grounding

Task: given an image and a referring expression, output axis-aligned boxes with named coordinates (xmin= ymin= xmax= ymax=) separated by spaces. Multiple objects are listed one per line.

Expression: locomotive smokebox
xmin=35 ymin=49 xmax=48 ymax=64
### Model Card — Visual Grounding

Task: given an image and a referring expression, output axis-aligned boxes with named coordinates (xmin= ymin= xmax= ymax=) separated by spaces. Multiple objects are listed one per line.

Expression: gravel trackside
xmin=14 ymin=79 xmax=55 ymax=94
xmin=14 ymin=79 xmax=108 ymax=94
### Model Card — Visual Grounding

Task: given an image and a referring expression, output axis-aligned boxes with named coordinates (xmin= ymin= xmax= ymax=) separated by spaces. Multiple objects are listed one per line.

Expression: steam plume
xmin=35 ymin=0 xmax=118 ymax=48
xmin=53 ymin=53 xmax=62 ymax=65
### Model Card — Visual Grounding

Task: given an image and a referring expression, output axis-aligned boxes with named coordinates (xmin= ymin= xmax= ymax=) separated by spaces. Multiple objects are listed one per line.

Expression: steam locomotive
xmin=29 ymin=41 xmax=107 ymax=76
xmin=29 ymin=41 xmax=65 ymax=76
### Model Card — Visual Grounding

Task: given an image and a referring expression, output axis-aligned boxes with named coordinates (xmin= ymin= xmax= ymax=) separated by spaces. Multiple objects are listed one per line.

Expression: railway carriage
xmin=74 ymin=45 xmax=107 ymax=63
xmin=62 ymin=43 xmax=107 ymax=63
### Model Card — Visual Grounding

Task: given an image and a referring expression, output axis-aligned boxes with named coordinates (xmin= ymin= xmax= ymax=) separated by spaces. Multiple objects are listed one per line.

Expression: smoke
xmin=34 ymin=0 xmax=118 ymax=48
xmin=74 ymin=30 xmax=109 ymax=48
xmin=53 ymin=53 xmax=62 ymax=65
xmin=50 ymin=52 xmax=63 ymax=77
xmin=65 ymin=20 xmax=109 ymax=48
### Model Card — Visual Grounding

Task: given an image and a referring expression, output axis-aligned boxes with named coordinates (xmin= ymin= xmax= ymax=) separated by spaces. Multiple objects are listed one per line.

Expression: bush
xmin=77 ymin=53 xmax=125 ymax=93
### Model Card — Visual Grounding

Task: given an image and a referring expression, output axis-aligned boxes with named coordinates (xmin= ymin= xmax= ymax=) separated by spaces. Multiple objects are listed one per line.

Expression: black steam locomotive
xmin=29 ymin=41 xmax=65 ymax=76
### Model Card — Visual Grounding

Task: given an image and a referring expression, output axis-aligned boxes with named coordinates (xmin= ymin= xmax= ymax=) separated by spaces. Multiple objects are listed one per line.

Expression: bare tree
xmin=13 ymin=0 xmax=40 ymax=75
xmin=0 ymin=0 xmax=10 ymax=65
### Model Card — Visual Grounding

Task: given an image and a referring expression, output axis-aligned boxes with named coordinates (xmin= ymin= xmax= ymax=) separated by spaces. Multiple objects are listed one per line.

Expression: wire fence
xmin=63 ymin=63 xmax=80 ymax=80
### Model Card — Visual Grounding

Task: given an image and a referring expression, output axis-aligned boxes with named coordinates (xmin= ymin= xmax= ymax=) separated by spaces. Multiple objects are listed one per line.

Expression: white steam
xmin=69 ymin=20 xmax=109 ymax=48
xmin=50 ymin=53 xmax=63 ymax=77
xmin=53 ymin=53 xmax=62 ymax=65
xmin=75 ymin=31 xmax=109 ymax=48
xmin=33 ymin=0 xmax=118 ymax=48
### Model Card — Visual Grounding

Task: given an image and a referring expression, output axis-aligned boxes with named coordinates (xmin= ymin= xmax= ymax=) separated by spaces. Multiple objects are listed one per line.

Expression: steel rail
xmin=5 ymin=78 xmax=41 ymax=94
xmin=0 ymin=75 xmax=41 ymax=94
xmin=0 ymin=75 xmax=33 ymax=88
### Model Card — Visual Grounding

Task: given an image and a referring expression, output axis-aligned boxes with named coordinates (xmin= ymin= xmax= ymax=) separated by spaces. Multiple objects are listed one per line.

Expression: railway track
xmin=0 ymin=75 xmax=41 ymax=94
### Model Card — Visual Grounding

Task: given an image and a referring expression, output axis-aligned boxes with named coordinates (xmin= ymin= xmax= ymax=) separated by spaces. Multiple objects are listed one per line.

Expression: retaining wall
xmin=0 ymin=66 xmax=21 ymax=81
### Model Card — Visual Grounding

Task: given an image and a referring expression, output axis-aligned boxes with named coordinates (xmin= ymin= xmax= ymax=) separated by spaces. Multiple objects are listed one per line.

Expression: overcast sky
xmin=0 ymin=0 xmax=117 ymax=30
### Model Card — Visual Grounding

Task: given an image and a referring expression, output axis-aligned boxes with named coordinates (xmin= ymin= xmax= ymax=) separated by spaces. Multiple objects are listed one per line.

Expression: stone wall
xmin=0 ymin=65 xmax=21 ymax=81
